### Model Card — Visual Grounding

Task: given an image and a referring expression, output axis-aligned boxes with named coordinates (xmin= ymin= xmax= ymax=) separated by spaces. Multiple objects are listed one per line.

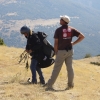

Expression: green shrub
xmin=96 ymin=54 xmax=100 ymax=56
xmin=84 ymin=54 xmax=92 ymax=58
xmin=90 ymin=62 xmax=100 ymax=66
xmin=0 ymin=37 xmax=5 ymax=45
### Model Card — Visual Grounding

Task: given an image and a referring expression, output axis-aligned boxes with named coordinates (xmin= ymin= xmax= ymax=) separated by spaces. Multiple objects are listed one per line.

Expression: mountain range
xmin=0 ymin=0 xmax=100 ymax=59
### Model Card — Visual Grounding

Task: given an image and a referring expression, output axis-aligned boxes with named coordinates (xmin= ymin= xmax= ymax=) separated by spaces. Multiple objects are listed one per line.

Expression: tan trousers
xmin=47 ymin=49 xmax=74 ymax=88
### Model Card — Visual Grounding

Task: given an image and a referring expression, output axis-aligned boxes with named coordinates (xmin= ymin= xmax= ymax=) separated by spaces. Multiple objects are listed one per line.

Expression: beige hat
xmin=60 ymin=15 xmax=70 ymax=23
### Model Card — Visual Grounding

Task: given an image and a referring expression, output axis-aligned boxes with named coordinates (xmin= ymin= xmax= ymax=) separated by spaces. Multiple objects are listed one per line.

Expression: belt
xmin=65 ymin=46 xmax=72 ymax=51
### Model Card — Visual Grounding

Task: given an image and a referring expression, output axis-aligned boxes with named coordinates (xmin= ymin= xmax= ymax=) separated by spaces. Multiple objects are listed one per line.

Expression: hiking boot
xmin=69 ymin=83 xmax=74 ymax=88
xmin=39 ymin=77 xmax=45 ymax=85
xmin=65 ymin=83 xmax=74 ymax=90
xmin=31 ymin=79 xmax=37 ymax=84
xmin=38 ymin=81 xmax=45 ymax=85
xmin=32 ymin=81 xmax=37 ymax=84
xmin=40 ymin=80 xmax=45 ymax=85
xmin=27 ymin=78 xmax=37 ymax=84
xmin=45 ymin=87 xmax=56 ymax=91
xmin=40 ymin=82 xmax=45 ymax=85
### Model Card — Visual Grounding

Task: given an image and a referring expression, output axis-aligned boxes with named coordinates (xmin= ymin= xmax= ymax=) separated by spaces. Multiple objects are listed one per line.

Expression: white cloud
xmin=11 ymin=18 xmax=59 ymax=31
xmin=89 ymin=33 xmax=95 ymax=36
xmin=0 ymin=18 xmax=59 ymax=36
xmin=6 ymin=0 xmax=17 ymax=4
xmin=0 ymin=0 xmax=17 ymax=5
xmin=70 ymin=16 xmax=79 ymax=19
xmin=6 ymin=12 xmax=18 ymax=16
xmin=0 ymin=0 xmax=5 ymax=3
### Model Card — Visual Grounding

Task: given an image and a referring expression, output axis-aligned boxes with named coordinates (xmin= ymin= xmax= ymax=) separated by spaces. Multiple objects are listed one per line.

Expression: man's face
xmin=23 ymin=33 xmax=28 ymax=37
xmin=60 ymin=19 xmax=66 ymax=25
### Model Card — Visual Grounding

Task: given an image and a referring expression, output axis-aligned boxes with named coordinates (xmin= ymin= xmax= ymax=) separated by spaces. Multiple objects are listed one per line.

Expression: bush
xmin=96 ymin=54 xmax=100 ymax=56
xmin=90 ymin=62 xmax=100 ymax=66
xmin=84 ymin=54 xmax=92 ymax=58
xmin=0 ymin=37 xmax=5 ymax=45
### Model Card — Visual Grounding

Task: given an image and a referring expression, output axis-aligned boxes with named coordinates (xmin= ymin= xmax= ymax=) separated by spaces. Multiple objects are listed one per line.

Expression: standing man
xmin=44 ymin=15 xmax=85 ymax=90
xmin=20 ymin=26 xmax=45 ymax=84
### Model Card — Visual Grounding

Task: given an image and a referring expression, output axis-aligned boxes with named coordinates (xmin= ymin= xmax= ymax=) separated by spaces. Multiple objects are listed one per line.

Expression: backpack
xmin=34 ymin=31 xmax=55 ymax=68
xmin=35 ymin=31 xmax=55 ymax=58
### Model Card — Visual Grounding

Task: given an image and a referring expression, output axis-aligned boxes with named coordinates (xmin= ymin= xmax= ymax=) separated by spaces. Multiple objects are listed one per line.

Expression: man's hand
xmin=26 ymin=50 xmax=33 ymax=54
xmin=71 ymin=33 xmax=85 ymax=46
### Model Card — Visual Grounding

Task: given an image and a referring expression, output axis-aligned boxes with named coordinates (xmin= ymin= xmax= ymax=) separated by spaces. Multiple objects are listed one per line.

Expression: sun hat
xmin=60 ymin=15 xmax=70 ymax=23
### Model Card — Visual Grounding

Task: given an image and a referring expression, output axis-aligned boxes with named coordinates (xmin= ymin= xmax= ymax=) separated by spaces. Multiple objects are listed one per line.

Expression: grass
xmin=0 ymin=46 xmax=100 ymax=100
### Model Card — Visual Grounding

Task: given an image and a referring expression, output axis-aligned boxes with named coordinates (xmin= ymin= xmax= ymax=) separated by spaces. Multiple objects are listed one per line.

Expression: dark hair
xmin=61 ymin=19 xmax=68 ymax=24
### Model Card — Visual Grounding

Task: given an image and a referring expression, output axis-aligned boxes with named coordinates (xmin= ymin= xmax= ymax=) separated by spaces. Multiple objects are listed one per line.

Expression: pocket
xmin=70 ymin=49 xmax=74 ymax=55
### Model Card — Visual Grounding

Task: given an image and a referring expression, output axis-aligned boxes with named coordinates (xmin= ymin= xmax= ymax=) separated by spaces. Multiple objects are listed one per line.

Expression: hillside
xmin=0 ymin=0 xmax=100 ymax=59
xmin=0 ymin=46 xmax=100 ymax=100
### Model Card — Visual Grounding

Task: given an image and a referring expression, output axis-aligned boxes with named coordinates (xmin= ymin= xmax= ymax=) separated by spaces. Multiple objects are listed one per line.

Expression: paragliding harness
xmin=18 ymin=31 xmax=55 ymax=69
xmin=35 ymin=31 xmax=55 ymax=68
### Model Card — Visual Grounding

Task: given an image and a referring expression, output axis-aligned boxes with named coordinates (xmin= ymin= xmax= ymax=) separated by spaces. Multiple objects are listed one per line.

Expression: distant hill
xmin=0 ymin=0 xmax=100 ymax=59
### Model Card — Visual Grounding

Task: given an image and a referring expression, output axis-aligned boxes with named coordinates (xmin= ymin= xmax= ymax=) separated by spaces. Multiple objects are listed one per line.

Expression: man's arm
xmin=54 ymin=38 xmax=58 ymax=55
xmin=72 ymin=33 xmax=85 ymax=46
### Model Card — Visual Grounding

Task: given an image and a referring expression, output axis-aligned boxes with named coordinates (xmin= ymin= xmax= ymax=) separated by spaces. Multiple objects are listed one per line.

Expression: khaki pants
xmin=47 ymin=49 xmax=74 ymax=88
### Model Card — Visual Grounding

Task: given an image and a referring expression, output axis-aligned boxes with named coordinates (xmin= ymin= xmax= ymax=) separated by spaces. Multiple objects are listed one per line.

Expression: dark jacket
xmin=26 ymin=32 xmax=55 ymax=68
xmin=26 ymin=33 xmax=42 ymax=51
xmin=26 ymin=32 xmax=43 ymax=59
